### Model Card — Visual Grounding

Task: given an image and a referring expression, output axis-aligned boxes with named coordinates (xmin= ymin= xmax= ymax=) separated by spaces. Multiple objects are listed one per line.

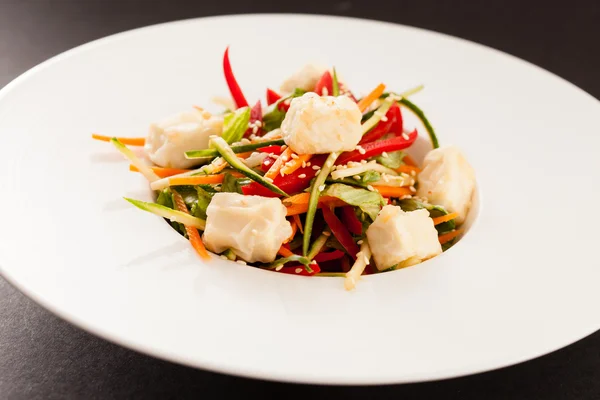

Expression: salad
xmin=92 ymin=47 xmax=476 ymax=290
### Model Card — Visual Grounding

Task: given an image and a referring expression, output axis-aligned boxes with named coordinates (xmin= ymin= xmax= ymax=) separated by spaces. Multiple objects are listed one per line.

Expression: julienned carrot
xmin=372 ymin=186 xmax=413 ymax=198
xmin=281 ymin=154 xmax=313 ymax=175
xmin=92 ymin=134 xmax=145 ymax=146
xmin=172 ymin=190 xmax=210 ymax=260
xmin=292 ymin=214 xmax=304 ymax=233
xmin=403 ymin=154 xmax=418 ymax=167
xmin=396 ymin=165 xmax=421 ymax=175
xmin=278 ymin=245 xmax=295 ymax=257
xmin=432 ymin=213 xmax=458 ymax=226
xmin=285 ymin=218 xmax=298 ymax=243
xmin=285 ymin=196 xmax=347 ymax=216
xmin=438 ymin=229 xmax=462 ymax=245
xmin=168 ymin=172 xmax=244 ymax=186
xmin=265 ymin=147 xmax=292 ymax=180
xmin=129 ymin=165 xmax=190 ymax=178
xmin=357 ymin=83 xmax=386 ymax=112
xmin=282 ymin=192 xmax=310 ymax=206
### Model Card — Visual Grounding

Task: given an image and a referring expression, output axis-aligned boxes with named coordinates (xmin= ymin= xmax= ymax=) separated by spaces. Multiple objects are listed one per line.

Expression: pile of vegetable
xmin=92 ymin=47 xmax=464 ymax=289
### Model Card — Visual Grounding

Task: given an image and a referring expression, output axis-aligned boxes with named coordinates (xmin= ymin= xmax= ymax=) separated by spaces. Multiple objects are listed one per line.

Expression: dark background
xmin=1 ymin=1 xmax=599 ymax=398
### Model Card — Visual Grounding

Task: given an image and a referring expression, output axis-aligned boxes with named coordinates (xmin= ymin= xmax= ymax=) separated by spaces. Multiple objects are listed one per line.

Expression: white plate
xmin=0 ymin=14 xmax=599 ymax=385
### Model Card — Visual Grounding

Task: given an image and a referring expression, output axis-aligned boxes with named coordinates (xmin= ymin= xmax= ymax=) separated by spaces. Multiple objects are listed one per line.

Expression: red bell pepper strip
xmin=244 ymin=155 xmax=327 ymax=197
xmin=266 ymin=88 xmax=282 ymax=105
xmin=391 ymin=103 xmax=404 ymax=136
xmin=276 ymin=262 xmax=321 ymax=276
xmin=336 ymin=129 xmax=418 ymax=165
xmin=244 ymin=100 xmax=263 ymax=137
xmin=314 ymin=71 xmax=333 ymax=96
xmin=257 ymin=145 xmax=283 ymax=155
xmin=321 ymin=206 xmax=360 ymax=260
xmin=359 ymin=104 xmax=398 ymax=144
xmin=340 ymin=206 xmax=363 ymax=235
xmin=223 ymin=47 xmax=248 ymax=109
xmin=314 ymin=249 xmax=345 ymax=263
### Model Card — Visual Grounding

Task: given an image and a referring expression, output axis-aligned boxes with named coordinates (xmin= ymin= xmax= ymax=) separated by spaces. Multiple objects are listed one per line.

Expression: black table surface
xmin=1 ymin=1 xmax=599 ymax=398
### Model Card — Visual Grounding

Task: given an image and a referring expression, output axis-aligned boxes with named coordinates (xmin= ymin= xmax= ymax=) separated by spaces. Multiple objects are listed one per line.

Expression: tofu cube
xmin=366 ymin=205 xmax=442 ymax=270
xmin=281 ymin=92 xmax=362 ymax=154
xmin=145 ymin=109 xmax=223 ymax=169
xmin=203 ymin=193 xmax=292 ymax=263
xmin=416 ymin=146 xmax=476 ymax=225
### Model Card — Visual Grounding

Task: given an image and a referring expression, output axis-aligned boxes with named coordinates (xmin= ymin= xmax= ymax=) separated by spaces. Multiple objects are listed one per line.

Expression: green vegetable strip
xmin=267 ymin=255 xmax=313 ymax=272
xmin=332 ymin=67 xmax=340 ymax=96
xmin=316 ymin=272 xmax=347 ymax=277
xmin=185 ymin=139 xmax=285 ymax=159
xmin=223 ymin=249 xmax=236 ymax=260
xmin=307 ymin=231 xmax=331 ymax=260
xmin=361 ymin=97 xmax=394 ymax=135
xmin=221 ymin=106 xmax=251 ymax=144
xmin=303 ymin=152 xmax=339 ymax=256
xmin=210 ymin=136 xmax=289 ymax=197
xmin=398 ymin=98 xmax=439 ymax=149
xmin=111 ymin=138 xmax=160 ymax=182
xmin=124 ymin=197 xmax=206 ymax=229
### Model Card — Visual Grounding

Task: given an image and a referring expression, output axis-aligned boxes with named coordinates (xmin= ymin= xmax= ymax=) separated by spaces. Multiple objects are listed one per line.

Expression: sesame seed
xmin=251 ymin=229 xmax=258 ymax=235
xmin=381 ymin=116 xmax=388 ymax=122
xmin=382 ymin=174 xmax=390 ymax=182
xmin=255 ymin=121 xmax=262 ymax=127
xmin=241 ymin=138 xmax=251 ymax=144
xmin=353 ymin=175 xmax=361 ymax=180
xmin=264 ymin=177 xmax=273 ymax=183
xmin=322 ymin=87 xmax=329 ymax=96
xmin=291 ymin=153 xmax=299 ymax=159
xmin=252 ymin=126 xmax=258 ymax=134
xmin=298 ymin=174 xmax=307 ymax=179
xmin=301 ymin=161 xmax=306 ymax=168
xmin=409 ymin=186 xmax=416 ymax=192
xmin=401 ymin=195 xmax=412 ymax=200
xmin=281 ymin=156 xmax=289 ymax=162
xmin=367 ymin=185 xmax=375 ymax=191
xmin=315 ymin=170 xmax=321 ymax=176
xmin=318 ymin=184 xmax=325 ymax=191
xmin=281 ymin=145 xmax=288 ymax=150
xmin=382 ymin=152 xmax=389 ymax=158
xmin=312 ymin=165 xmax=320 ymax=170
xmin=402 ymin=133 xmax=410 ymax=140
xmin=220 ymin=255 xmax=228 ymax=260
xmin=323 ymin=231 xmax=331 ymax=236
xmin=280 ymin=170 xmax=285 ymax=177
xmin=357 ymin=240 xmax=363 ymax=245
xmin=264 ymin=160 xmax=271 ymax=166
xmin=306 ymin=162 xmax=311 ymax=167
xmin=275 ymin=265 xmax=284 ymax=271
xmin=236 ymin=260 xmax=247 ymax=265
xmin=295 ymin=267 xmax=303 ymax=274
xmin=360 ymin=160 xmax=367 ymax=164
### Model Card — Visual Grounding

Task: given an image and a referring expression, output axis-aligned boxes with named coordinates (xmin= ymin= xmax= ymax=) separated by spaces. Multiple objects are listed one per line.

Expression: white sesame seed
xmin=360 ymin=160 xmax=367 ymax=164
xmin=382 ymin=174 xmax=390 ymax=182
xmin=367 ymin=185 xmax=375 ymax=191
xmin=241 ymin=138 xmax=251 ymax=144
xmin=322 ymin=87 xmax=329 ymax=96
xmin=251 ymin=229 xmax=258 ymax=235
xmin=409 ymin=186 xmax=416 ymax=192
xmin=311 ymin=260 xmax=318 ymax=265
xmin=252 ymin=126 xmax=258 ymax=134
xmin=280 ymin=170 xmax=285 ymax=177
xmin=298 ymin=174 xmax=307 ymax=179
xmin=264 ymin=160 xmax=271 ymax=166
xmin=357 ymin=240 xmax=363 ymax=245
xmin=381 ymin=116 xmax=388 ymax=122
xmin=255 ymin=121 xmax=262 ymax=127
xmin=291 ymin=153 xmax=299 ymax=159
xmin=281 ymin=145 xmax=287 ymax=150
xmin=264 ymin=177 xmax=273 ymax=183
xmin=306 ymin=162 xmax=311 ymax=167
xmin=236 ymin=260 xmax=247 ymax=265
xmin=382 ymin=152 xmax=389 ymax=158
xmin=402 ymin=133 xmax=410 ymax=140
xmin=301 ymin=161 xmax=306 ymax=168
xmin=401 ymin=195 xmax=412 ymax=200
xmin=275 ymin=265 xmax=283 ymax=271
xmin=312 ymin=165 xmax=320 ymax=170
xmin=318 ymin=184 xmax=325 ymax=191
xmin=220 ymin=255 xmax=228 ymax=260
xmin=281 ymin=156 xmax=289 ymax=162
xmin=353 ymin=175 xmax=361 ymax=180
xmin=315 ymin=170 xmax=321 ymax=176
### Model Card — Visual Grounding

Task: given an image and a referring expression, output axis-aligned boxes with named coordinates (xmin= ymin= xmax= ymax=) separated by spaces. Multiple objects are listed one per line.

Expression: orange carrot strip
xmin=172 ymin=191 xmax=210 ymax=260
xmin=169 ymin=175 xmax=226 ymax=186
xmin=357 ymin=83 xmax=386 ymax=112
xmin=372 ymin=186 xmax=413 ymax=198
xmin=438 ymin=229 xmax=463 ymax=245
xmin=92 ymin=134 xmax=145 ymax=146
xmin=396 ymin=165 xmax=421 ymax=175
xmin=129 ymin=165 xmax=190 ymax=178
xmin=292 ymin=214 xmax=303 ymax=234
xmin=284 ymin=218 xmax=298 ymax=243
xmin=432 ymin=213 xmax=458 ymax=226
xmin=281 ymin=154 xmax=313 ymax=175
xmin=285 ymin=196 xmax=347 ymax=216
xmin=278 ymin=246 xmax=295 ymax=257
xmin=265 ymin=147 xmax=292 ymax=180
xmin=282 ymin=192 xmax=310 ymax=206
xmin=403 ymin=154 xmax=418 ymax=167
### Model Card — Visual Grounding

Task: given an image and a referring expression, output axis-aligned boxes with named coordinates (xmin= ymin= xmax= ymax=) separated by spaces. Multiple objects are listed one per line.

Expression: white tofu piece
xmin=144 ymin=109 xmax=223 ymax=169
xmin=366 ymin=205 xmax=442 ymax=270
xmin=416 ymin=146 xmax=476 ymax=225
xmin=202 ymin=193 xmax=292 ymax=263
xmin=281 ymin=92 xmax=362 ymax=154
xmin=279 ymin=64 xmax=327 ymax=94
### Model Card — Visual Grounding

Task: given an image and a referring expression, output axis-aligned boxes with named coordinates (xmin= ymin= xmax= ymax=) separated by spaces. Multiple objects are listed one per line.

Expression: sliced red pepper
xmin=276 ymin=262 xmax=321 ymax=276
xmin=314 ymin=71 xmax=333 ymax=96
xmin=321 ymin=206 xmax=360 ymax=260
xmin=257 ymin=145 xmax=283 ymax=155
xmin=341 ymin=255 xmax=351 ymax=273
xmin=340 ymin=206 xmax=363 ymax=235
xmin=266 ymin=88 xmax=282 ymax=105
xmin=336 ymin=129 xmax=418 ymax=165
xmin=391 ymin=103 xmax=404 ymax=136
xmin=359 ymin=104 xmax=398 ymax=144
xmin=223 ymin=47 xmax=248 ymax=109
xmin=244 ymin=155 xmax=327 ymax=197
xmin=314 ymin=249 xmax=345 ymax=263
xmin=244 ymin=100 xmax=263 ymax=138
